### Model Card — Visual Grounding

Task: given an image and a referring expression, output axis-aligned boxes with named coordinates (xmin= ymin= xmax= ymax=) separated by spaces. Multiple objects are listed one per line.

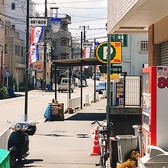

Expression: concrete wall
xmin=154 ymin=15 xmax=168 ymax=44
xmin=110 ymin=107 xmax=142 ymax=136
xmin=148 ymin=25 xmax=159 ymax=66
xmin=115 ymin=34 xmax=148 ymax=75
xmin=107 ymin=0 xmax=139 ymax=33
xmin=5 ymin=0 xmax=35 ymax=41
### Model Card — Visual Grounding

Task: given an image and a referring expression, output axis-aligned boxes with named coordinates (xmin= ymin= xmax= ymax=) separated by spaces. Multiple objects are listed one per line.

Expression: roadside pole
xmin=93 ymin=38 xmax=96 ymax=103
xmin=106 ymin=34 xmax=111 ymax=139
xmin=24 ymin=0 xmax=29 ymax=122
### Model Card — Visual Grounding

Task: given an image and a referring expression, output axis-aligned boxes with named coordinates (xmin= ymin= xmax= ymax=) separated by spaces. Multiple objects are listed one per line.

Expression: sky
xmin=33 ymin=0 xmax=107 ymax=43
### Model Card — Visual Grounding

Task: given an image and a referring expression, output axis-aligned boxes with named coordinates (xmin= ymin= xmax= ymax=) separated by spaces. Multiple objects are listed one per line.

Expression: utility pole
xmin=107 ymin=34 xmax=111 ymax=140
xmin=0 ymin=45 xmax=3 ymax=85
xmin=24 ymin=0 xmax=29 ymax=121
xmin=43 ymin=0 xmax=47 ymax=91
xmin=80 ymin=25 xmax=89 ymax=42
xmin=80 ymin=31 xmax=83 ymax=109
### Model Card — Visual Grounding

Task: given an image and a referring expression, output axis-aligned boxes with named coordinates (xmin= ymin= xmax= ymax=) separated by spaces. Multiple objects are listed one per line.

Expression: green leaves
xmin=0 ymin=86 xmax=9 ymax=99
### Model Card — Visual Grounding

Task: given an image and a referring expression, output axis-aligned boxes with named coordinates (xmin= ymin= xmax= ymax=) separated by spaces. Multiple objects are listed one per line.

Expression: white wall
xmin=115 ymin=34 xmax=148 ymax=76
xmin=5 ymin=0 xmax=36 ymax=41
xmin=107 ymin=0 xmax=139 ymax=33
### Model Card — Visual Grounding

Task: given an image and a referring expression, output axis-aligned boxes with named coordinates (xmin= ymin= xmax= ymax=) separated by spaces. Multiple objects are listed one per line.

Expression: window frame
xmin=138 ymin=40 xmax=148 ymax=54
xmin=11 ymin=2 xmax=16 ymax=10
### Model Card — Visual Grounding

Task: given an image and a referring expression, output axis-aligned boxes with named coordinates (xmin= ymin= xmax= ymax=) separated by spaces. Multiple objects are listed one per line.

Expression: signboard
xmin=83 ymin=42 xmax=93 ymax=48
xmin=96 ymin=41 xmax=122 ymax=64
xmin=29 ymin=18 xmax=47 ymax=26
xmin=104 ymin=74 xmax=120 ymax=80
xmin=5 ymin=70 xmax=10 ymax=77
xmin=99 ymin=65 xmax=122 ymax=73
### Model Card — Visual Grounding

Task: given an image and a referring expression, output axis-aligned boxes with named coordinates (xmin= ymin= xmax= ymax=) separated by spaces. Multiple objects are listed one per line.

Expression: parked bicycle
xmin=91 ymin=120 xmax=113 ymax=168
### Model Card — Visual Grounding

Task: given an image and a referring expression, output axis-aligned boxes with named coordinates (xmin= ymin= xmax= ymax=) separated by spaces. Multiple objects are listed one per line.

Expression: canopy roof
xmin=52 ymin=57 xmax=104 ymax=67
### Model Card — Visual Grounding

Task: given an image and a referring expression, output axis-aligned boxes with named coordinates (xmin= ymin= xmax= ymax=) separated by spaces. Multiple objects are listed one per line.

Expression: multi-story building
xmin=33 ymin=11 xmax=72 ymax=87
xmin=0 ymin=0 xmax=6 ymax=85
xmin=107 ymin=0 xmax=168 ymax=67
xmin=111 ymin=34 xmax=148 ymax=75
xmin=5 ymin=20 xmax=25 ymax=89
xmin=5 ymin=0 xmax=36 ymax=41
xmin=71 ymin=34 xmax=148 ymax=76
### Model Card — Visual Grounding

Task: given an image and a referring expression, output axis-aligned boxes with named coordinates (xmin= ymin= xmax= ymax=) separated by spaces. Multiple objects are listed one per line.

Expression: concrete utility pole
xmin=43 ymin=0 xmax=47 ymax=91
xmin=80 ymin=25 xmax=89 ymax=42
xmin=107 ymin=34 xmax=111 ymax=140
xmin=24 ymin=0 xmax=29 ymax=122
xmin=80 ymin=31 xmax=83 ymax=109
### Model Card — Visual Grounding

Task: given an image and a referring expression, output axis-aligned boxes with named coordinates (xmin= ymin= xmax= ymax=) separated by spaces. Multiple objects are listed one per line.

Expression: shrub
xmin=0 ymin=86 xmax=9 ymax=99
xmin=19 ymin=82 xmax=25 ymax=92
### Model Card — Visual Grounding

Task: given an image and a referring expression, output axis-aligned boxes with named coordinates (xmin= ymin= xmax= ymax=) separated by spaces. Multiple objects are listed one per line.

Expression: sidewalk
xmin=17 ymin=98 xmax=110 ymax=168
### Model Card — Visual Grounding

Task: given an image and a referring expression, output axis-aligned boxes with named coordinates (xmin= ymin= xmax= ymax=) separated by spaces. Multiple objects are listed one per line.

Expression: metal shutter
xmin=160 ymin=41 xmax=168 ymax=65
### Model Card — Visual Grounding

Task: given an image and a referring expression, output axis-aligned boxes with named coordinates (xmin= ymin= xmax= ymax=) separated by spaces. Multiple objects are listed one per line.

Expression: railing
xmin=0 ymin=128 xmax=11 ymax=150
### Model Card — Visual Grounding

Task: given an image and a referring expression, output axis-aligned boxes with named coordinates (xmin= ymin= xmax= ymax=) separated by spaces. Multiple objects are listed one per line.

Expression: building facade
xmin=5 ymin=0 xmax=36 ymax=41
xmin=0 ymin=0 xmax=6 ymax=85
xmin=5 ymin=20 xmax=25 ymax=88
xmin=32 ymin=13 xmax=72 ymax=87
xmin=107 ymin=0 xmax=168 ymax=67
xmin=112 ymin=34 xmax=148 ymax=75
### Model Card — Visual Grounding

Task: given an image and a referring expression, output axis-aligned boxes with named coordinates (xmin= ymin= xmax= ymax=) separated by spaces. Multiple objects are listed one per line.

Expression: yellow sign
xmin=96 ymin=42 xmax=122 ymax=64
xmin=104 ymin=74 xmax=120 ymax=80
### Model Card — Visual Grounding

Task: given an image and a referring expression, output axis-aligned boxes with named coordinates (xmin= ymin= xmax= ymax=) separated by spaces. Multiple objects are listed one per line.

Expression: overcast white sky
xmin=33 ymin=0 xmax=107 ymax=42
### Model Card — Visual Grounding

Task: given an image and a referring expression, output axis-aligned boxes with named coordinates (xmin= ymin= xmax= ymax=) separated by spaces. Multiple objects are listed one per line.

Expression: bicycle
xmin=91 ymin=120 xmax=113 ymax=168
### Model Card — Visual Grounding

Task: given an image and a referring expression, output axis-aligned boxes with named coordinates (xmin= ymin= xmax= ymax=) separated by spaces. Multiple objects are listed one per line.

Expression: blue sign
xmin=5 ymin=70 xmax=10 ymax=77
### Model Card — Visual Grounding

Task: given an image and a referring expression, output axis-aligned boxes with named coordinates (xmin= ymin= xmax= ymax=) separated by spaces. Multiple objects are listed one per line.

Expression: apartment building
xmin=111 ymin=34 xmax=148 ymax=75
xmin=0 ymin=0 xmax=5 ymax=85
xmin=33 ymin=13 xmax=72 ymax=86
xmin=107 ymin=0 xmax=168 ymax=66
xmin=5 ymin=20 xmax=25 ymax=87
xmin=5 ymin=0 xmax=36 ymax=41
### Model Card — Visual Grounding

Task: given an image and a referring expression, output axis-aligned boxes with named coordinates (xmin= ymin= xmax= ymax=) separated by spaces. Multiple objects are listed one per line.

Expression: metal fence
xmin=125 ymin=76 xmax=141 ymax=106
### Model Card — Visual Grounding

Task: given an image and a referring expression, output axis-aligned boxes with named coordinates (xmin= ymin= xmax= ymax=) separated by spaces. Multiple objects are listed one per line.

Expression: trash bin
xmin=116 ymin=135 xmax=137 ymax=163
xmin=109 ymin=137 xmax=118 ymax=168
xmin=0 ymin=148 xmax=10 ymax=168
xmin=46 ymin=84 xmax=52 ymax=90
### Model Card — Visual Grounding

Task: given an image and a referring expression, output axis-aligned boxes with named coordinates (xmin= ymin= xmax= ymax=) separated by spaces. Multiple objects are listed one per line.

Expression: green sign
xmin=99 ymin=65 xmax=122 ymax=73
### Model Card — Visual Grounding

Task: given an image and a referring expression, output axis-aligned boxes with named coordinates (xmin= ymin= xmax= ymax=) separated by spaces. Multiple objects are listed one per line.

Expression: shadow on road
xmin=65 ymin=113 xmax=106 ymax=121
xmin=13 ymin=158 xmax=43 ymax=168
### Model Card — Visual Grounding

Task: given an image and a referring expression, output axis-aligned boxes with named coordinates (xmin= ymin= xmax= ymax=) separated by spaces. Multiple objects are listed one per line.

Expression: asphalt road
xmin=0 ymin=79 xmax=104 ymax=134
xmin=0 ymin=78 xmax=108 ymax=168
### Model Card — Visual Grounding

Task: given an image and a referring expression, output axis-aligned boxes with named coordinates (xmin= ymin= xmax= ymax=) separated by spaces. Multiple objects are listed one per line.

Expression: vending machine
xmin=142 ymin=66 xmax=168 ymax=155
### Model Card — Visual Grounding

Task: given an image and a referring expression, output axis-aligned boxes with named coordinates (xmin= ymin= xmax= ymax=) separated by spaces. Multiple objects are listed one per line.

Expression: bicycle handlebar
xmin=91 ymin=120 xmax=113 ymax=128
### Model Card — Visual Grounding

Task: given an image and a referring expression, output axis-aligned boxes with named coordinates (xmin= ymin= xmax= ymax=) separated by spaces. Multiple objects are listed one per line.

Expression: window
xmin=61 ymin=24 xmax=67 ymax=31
xmin=61 ymin=38 xmax=68 ymax=46
xmin=15 ymin=45 xmax=20 ymax=56
xmin=5 ymin=44 xmax=7 ymax=54
xmin=111 ymin=34 xmax=128 ymax=47
xmin=21 ymin=46 xmax=24 ymax=57
xmin=139 ymin=40 xmax=148 ymax=54
xmin=12 ymin=25 xmax=15 ymax=29
xmin=11 ymin=2 xmax=15 ymax=10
